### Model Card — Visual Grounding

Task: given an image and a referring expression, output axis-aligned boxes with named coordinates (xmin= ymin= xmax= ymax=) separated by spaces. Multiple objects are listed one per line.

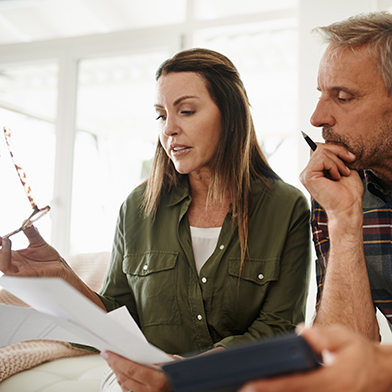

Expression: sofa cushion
xmin=0 ymin=354 xmax=107 ymax=392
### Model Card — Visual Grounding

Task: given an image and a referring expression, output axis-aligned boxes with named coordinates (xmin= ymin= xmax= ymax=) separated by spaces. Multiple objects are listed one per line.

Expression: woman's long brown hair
xmin=143 ymin=48 xmax=279 ymax=271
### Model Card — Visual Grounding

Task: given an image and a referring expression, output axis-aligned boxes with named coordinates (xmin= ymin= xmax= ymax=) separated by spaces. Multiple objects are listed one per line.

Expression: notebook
xmin=162 ymin=333 xmax=321 ymax=392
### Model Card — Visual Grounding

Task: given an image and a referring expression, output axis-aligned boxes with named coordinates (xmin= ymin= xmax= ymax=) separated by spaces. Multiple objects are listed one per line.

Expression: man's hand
xmin=240 ymin=325 xmax=392 ymax=392
xmin=300 ymin=143 xmax=363 ymax=222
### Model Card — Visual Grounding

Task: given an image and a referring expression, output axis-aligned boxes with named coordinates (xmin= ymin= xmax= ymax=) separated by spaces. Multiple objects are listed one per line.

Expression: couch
xmin=0 ymin=251 xmax=111 ymax=392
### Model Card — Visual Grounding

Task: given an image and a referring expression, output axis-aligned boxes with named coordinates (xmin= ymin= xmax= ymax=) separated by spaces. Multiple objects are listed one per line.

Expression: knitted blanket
xmin=0 ymin=340 xmax=89 ymax=382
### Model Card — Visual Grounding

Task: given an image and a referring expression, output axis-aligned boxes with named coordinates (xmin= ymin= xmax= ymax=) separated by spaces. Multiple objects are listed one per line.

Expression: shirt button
xmin=219 ymin=245 xmax=225 ymax=250
xmin=197 ymin=314 xmax=203 ymax=320
xmin=258 ymin=273 xmax=264 ymax=280
xmin=201 ymin=277 xmax=207 ymax=283
xmin=143 ymin=265 xmax=148 ymax=271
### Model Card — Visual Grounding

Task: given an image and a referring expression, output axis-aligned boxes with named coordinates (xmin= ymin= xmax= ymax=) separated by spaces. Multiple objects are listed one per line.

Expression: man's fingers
xmin=315 ymin=143 xmax=356 ymax=163
xmin=299 ymin=325 xmax=358 ymax=356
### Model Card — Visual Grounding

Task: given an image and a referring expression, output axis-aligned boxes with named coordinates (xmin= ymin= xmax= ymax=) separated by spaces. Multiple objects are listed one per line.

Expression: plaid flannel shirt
xmin=312 ymin=169 xmax=392 ymax=326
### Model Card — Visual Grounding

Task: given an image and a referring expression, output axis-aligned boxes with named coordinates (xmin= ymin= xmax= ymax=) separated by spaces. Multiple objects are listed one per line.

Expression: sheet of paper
xmin=0 ymin=304 xmax=106 ymax=348
xmin=0 ymin=276 xmax=172 ymax=365
xmin=106 ymin=306 xmax=148 ymax=343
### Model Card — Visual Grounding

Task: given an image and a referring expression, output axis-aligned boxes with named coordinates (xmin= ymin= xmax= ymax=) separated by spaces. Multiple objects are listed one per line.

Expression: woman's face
xmin=155 ymin=72 xmax=222 ymax=177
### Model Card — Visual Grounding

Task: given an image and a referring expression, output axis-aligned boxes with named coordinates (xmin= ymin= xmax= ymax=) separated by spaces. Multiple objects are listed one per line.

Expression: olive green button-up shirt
xmin=97 ymin=176 xmax=311 ymax=356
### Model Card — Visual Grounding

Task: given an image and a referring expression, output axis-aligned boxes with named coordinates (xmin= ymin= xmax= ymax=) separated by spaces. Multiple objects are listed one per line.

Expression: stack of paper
xmin=0 ymin=276 xmax=172 ymax=365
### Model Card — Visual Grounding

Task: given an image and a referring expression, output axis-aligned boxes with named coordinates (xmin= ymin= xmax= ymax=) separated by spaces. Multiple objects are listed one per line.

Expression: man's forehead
xmin=317 ymin=45 xmax=382 ymax=90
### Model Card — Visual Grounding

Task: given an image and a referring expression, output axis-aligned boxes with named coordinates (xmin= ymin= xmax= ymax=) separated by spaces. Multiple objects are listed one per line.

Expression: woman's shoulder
xmin=252 ymin=177 xmax=310 ymax=220
xmin=119 ymin=182 xmax=148 ymax=215
xmin=253 ymin=176 xmax=307 ymax=201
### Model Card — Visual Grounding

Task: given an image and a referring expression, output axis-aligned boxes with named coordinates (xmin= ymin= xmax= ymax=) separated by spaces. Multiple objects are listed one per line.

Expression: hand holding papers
xmin=0 ymin=276 xmax=172 ymax=365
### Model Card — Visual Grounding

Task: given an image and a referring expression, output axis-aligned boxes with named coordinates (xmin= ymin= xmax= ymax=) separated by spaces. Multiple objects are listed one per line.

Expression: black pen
xmin=301 ymin=130 xmax=317 ymax=151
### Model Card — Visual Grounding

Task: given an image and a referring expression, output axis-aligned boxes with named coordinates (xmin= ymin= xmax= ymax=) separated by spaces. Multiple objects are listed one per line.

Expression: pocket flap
xmin=123 ymin=251 xmax=179 ymax=276
xmin=229 ymin=257 xmax=280 ymax=285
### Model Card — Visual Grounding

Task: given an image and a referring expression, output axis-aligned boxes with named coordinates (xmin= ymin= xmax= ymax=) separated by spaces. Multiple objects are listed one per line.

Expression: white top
xmin=190 ymin=226 xmax=221 ymax=275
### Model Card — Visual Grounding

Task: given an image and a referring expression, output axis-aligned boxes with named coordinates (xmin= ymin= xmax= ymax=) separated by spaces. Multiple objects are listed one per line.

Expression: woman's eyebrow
xmin=173 ymin=95 xmax=198 ymax=106
xmin=154 ymin=95 xmax=199 ymax=109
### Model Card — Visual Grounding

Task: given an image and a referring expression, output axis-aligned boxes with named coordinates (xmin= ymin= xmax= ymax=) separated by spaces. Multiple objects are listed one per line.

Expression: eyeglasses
xmin=2 ymin=127 xmax=51 ymax=239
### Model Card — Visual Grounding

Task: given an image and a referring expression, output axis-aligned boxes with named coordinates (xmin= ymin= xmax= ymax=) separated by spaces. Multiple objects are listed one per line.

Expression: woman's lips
xmin=171 ymin=145 xmax=192 ymax=156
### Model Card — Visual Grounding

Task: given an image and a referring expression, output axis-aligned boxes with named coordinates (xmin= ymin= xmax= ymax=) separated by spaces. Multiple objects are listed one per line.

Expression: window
xmin=194 ymin=18 xmax=298 ymax=184
xmin=0 ymin=1 xmax=299 ymax=255
xmin=71 ymin=51 xmax=168 ymax=254
xmin=0 ymin=61 xmax=57 ymax=249
xmin=194 ymin=0 xmax=297 ymax=19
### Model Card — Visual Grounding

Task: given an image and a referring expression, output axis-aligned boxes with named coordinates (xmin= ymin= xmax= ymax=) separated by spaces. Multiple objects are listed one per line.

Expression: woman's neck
xmin=187 ymin=171 xmax=231 ymax=228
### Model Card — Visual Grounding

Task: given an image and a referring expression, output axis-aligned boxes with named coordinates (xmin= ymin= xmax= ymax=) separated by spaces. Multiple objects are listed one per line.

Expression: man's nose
xmin=310 ymin=99 xmax=335 ymax=128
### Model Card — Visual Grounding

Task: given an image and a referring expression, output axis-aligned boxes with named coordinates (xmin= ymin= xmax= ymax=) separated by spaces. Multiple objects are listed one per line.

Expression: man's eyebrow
xmin=331 ymin=86 xmax=353 ymax=92
xmin=316 ymin=86 xmax=356 ymax=94
xmin=154 ymin=95 xmax=199 ymax=109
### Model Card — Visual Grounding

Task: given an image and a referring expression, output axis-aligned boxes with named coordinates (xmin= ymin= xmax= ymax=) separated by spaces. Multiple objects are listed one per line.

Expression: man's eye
xmin=337 ymin=92 xmax=353 ymax=102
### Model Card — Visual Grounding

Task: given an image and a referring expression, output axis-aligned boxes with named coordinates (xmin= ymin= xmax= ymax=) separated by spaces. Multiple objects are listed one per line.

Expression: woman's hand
xmin=0 ymin=226 xmax=107 ymax=310
xmin=101 ymin=351 xmax=172 ymax=392
xmin=0 ymin=226 xmax=68 ymax=278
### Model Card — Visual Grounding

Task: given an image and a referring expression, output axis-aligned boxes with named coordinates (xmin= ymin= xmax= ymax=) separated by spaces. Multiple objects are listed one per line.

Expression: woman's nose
xmin=162 ymin=116 xmax=181 ymax=137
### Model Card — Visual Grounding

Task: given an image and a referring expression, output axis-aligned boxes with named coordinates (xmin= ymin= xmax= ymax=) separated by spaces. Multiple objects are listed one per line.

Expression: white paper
xmin=0 ymin=276 xmax=173 ymax=365
xmin=106 ymin=306 xmax=148 ymax=343
xmin=0 ymin=304 xmax=107 ymax=348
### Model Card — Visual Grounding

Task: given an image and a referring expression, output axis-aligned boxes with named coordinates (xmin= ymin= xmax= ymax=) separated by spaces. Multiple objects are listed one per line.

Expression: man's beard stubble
xmin=321 ymin=117 xmax=392 ymax=172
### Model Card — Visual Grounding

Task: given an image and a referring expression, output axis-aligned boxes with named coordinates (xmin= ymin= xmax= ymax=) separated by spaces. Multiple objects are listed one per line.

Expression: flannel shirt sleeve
xmin=311 ymin=198 xmax=330 ymax=307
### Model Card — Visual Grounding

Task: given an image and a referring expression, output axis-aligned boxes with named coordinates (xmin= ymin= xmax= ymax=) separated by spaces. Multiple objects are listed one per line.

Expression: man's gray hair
xmin=314 ymin=11 xmax=392 ymax=94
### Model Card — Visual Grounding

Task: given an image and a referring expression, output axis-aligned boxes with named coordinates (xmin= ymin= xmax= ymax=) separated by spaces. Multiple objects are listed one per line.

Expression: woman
xmin=0 ymin=48 xmax=311 ymax=392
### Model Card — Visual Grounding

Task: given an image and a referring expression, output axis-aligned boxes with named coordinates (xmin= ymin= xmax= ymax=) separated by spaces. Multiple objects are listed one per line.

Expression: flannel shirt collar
xmin=362 ymin=169 xmax=392 ymax=204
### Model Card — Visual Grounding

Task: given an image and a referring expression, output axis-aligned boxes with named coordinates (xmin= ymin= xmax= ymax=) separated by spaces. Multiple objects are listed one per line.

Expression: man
xmin=306 ymin=10 xmax=392 ymax=341
xmin=238 ymin=9 xmax=392 ymax=392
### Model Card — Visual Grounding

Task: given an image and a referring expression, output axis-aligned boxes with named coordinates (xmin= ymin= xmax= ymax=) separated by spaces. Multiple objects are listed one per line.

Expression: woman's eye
xmin=181 ymin=110 xmax=194 ymax=116
xmin=155 ymin=114 xmax=166 ymax=121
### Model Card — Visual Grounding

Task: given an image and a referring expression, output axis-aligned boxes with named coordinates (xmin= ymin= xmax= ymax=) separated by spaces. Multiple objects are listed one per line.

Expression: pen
xmin=301 ymin=130 xmax=317 ymax=151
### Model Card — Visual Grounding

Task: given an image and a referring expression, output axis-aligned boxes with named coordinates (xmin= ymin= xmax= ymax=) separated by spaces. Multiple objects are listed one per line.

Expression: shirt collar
xmin=165 ymin=175 xmax=271 ymax=214
xmin=166 ymin=176 xmax=191 ymax=207
xmin=362 ymin=169 xmax=392 ymax=204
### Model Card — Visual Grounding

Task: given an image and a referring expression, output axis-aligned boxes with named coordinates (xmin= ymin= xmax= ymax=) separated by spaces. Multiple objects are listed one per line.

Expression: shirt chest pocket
xmin=229 ymin=257 xmax=280 ymax=285
xmin=123 ymin=251 xmax=181 ymax=327
xmin=221 ymin=257 xmax=280 ymax=332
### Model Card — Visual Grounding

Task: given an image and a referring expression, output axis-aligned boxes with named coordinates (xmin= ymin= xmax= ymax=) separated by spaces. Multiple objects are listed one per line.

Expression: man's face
xmin=311 ymin=44 xmax=392 ymax=176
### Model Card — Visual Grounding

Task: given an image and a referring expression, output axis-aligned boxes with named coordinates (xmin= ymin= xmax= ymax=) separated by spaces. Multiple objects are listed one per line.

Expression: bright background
xmin=0 ymin=0 xmax=391 ymax=336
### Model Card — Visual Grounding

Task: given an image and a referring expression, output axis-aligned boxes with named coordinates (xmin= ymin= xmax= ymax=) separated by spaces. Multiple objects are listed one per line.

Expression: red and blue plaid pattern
xmin=312 ymin=170 xmax=392 ymax=325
